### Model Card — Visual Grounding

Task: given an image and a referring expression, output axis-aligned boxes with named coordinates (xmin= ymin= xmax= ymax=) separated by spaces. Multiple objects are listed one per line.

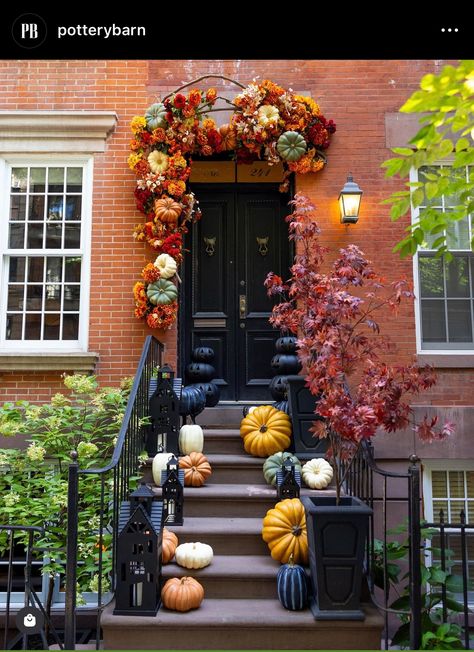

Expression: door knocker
xmin=203 ymin=236 xmax=216 ymax=256
xmin=256 ymin=236 xmax=269 ymax=257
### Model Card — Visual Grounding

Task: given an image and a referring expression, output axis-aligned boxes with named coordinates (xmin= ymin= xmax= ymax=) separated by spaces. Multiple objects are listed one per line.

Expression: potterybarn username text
xmin=57 ymin=25 xmax=146 ymax=38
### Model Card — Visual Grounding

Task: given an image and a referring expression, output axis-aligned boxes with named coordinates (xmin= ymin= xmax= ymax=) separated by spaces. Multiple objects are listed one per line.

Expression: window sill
xmin=416 ymin=354 xmax=474 ymax=369
xmin=0 ymin=352 xmax=99 ymax=372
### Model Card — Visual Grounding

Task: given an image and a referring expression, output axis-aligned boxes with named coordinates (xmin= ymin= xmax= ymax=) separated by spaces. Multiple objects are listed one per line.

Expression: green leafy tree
xmin=382 ymin=60 xmax=474 ymax=259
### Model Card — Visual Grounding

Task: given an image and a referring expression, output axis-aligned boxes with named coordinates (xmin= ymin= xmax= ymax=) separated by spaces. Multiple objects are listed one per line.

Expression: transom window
xmin=0 ymin=160 xmax=92 ymax=350
xmin=414 ymin=165 xmax=474 ymax=351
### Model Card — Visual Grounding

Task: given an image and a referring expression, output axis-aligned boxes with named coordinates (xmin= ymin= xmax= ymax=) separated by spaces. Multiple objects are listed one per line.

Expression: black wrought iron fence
xmin=64 ymin=335 xmax=163 ymax=650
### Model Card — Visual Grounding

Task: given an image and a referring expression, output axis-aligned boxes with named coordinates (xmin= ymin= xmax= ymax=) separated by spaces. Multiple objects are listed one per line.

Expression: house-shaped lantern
xmin=161 ymin=455 xmax=184 ymax=526
xmin=276 ymin=461 xmax=301 ymax=501
xmin=113 ymin=485 xmax=163 ymax=616
xmin=147 ymin=364 xmax=180 ymax=457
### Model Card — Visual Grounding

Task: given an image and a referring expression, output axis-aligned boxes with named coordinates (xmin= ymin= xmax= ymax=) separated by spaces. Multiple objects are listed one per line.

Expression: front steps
xmin=101 ymin=414 xmax=384 ymax=649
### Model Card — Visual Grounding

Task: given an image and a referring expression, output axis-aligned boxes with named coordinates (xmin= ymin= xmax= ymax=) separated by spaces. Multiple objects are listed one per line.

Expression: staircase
xmin=101 ymin=407 xmax=384 ymax=650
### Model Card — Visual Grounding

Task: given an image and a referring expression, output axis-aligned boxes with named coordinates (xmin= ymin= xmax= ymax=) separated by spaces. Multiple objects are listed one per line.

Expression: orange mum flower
xmin=141 ymin=263 xmax=161 ymax=284
xmin=206 ymin=88 xmax=217 ymax=104
xmin=188 ymin=89 xmax=202 ymax=107
xmin=167 ymin=180 xmax=186 ymax=197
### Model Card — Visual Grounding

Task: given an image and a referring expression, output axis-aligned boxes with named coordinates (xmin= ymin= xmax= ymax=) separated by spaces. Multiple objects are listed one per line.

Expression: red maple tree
xmin=265 ymin=194 xmax=454 ymax=501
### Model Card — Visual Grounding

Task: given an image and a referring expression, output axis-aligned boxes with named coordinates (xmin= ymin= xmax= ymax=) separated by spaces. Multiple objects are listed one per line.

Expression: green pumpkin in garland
xmin=277 ymin=131 xmax=307 ymax=162
xmin=263 ymin=451 xmax=301 ymax=486
xmin=145 ymin=102 xmax=167 ymax=130
xmin=147 ymin=279 xmax=178 ymax=305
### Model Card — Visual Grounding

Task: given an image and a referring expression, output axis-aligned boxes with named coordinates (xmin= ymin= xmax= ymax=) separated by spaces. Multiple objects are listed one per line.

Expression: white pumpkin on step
xmin=175 ymin=542 xmax=213 ymax=569
xmin=152 ymin=452 xmax=174 ymax=485
xmin=301 ymin=458 xmax=334 ymax=489
xmin=179 ymin=424 xmax=204 ymax=454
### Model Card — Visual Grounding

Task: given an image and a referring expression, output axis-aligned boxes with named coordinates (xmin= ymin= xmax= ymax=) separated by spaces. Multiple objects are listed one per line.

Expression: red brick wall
xmin=0 ymin=59 xmax=471 ymax=407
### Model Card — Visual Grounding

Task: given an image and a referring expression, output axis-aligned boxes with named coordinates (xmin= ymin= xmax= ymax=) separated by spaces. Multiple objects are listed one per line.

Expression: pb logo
xmin=12 ymin=14 xmax=47 ymax=48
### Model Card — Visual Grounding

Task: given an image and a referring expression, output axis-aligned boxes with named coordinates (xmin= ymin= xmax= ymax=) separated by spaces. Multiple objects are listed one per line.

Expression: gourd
xmin=301 ymin=458 xmax=334 ymax=489
xmin=270 ymin=353 xmax=301 ymax=375
xmin=277 ymin=554 xmax=308 ymax=611
xmin=154 ymin=253 xmax=177 ymax=279
xmin=240 ymin=405 xmax=291 ymax=458
xmin=262 ymin=497 xmax=308 ymax=564
xmin=161 ymin=576 xmax=204 ymax=612
xmin=219 ymin=123 xmax=237 ymax=151
xmin=152 ymin=452 xmax=174 ymax=485
xmin=263 ymin=452 xmax=301 ymax=487
xmin=193 ymin=382 xmax=220 ymax=408
xmin=175 ymin=542 xmax=213 ymax=569
xmin=179 ymin=452 xmax=212 ymax=487
xmin=179 ymin=385 xmax=206 ymax=420
xmin=268 ymin=376 xmax=288 ymax=401
xmin=192 ymin=347 xmax=215 ymax=362
xmin=276 ymin=131 xmax=307 ymax=162
xmin=145 ymin=102 xmax=167 ymax=130
xmin=275 ymin=336 xmax=297 ymax=353
xmin=186 ymin=363 xmax=216 ymax=382
xmin=154 ymin=196 xmax=182 ymax=224
xmin=162 ymin=528 xmax=179 ymax=564
xmin=178 ymin=424 xmax=204 ymax=454
xmin=273 ymin=400 xmax=289 ymax=415
xmin=147 ymin=279 xmax=178 ymax=305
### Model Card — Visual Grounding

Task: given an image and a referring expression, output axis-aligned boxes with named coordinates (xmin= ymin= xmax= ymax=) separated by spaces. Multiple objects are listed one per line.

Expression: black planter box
xmin=287 ymin=375 xmax=328 ymax=460
xmin=301 ymin=495 xmax=372 ymax=620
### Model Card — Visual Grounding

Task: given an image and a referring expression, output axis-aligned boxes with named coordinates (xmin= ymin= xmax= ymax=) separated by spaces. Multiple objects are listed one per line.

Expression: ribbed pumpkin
xmin=276 ymin=130 xmax=307 ymax=162
xmin=262 ymin=498 xmax=308 ymax=565
xmin=147 ymin=279 xmax=178 ymax=305
xmin=301 ymin=458 xmax=333 ymax=489
xmin=162 ymin=528 xmax=178 ymax=564
xmin=240 ymin=405 xmax=291 ymax=457
xmin=145 ymin=102 xmax=167 ymax=130
xmin=179 ymin=452 xmax=212 ymax=487
xmin=277 ymin=554 xmax=308 ymax=611
xmin=175 ymin=542 xmax=213 ymax=569
xmin=219 ymin=123 xmax=237 ymax=151
xmin=161 ymin=576 xmax=204 ymax=612
xmin=263 ymin=452 xmax=302 ymax=486
xmin=154 ymin=253 xmax=177 ymax=279
xmin=154 ymin=196 xmax=182 ymax=224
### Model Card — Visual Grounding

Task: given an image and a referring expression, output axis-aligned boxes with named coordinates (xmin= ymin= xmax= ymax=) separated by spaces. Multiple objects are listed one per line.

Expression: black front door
xmin=181 ymin=185 xmax=291 ymax=401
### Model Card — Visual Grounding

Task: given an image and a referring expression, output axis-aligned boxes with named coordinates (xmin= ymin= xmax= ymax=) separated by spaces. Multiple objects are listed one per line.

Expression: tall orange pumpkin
xmin=240 ymin=405 xmax=291 ymax=457
xmin=262 ymin=498 xmax=308 ymax=564
xmin=161 ymin=576 xmax=204 ymax=612
xmin=179 ymin=452 xmax=212 ymax=487
xmin=162 ymin=527 xmax=179 ymax=564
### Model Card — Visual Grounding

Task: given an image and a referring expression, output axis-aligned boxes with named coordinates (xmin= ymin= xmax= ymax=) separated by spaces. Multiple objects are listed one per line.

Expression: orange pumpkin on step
xmin=162 ymin=527 xmax=179 ymax=564
xmin=154 ymin=196 xmax=182 ymax=225
xmin=161 ymin=576 xmax=204 ymax=612
xmin=262 ymin=498 xmax=308 ymax=565
xmin=240 ymin=405 xmax=291 ymax=457
xmin=179 ymin=452 xmax=212 ymax=487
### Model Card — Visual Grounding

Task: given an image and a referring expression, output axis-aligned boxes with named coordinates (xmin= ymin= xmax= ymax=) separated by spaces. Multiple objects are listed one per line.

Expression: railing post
xmin=408 ymin=454 xmax=422 ymax=650
xmin=65 ymin=451 xmax=79 ymax=650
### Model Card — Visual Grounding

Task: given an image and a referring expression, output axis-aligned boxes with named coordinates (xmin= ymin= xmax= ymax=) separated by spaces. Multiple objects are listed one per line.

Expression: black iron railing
xmin=0 ymin=525 xmax=63 ymax=650
xmin=64 ymin=335 xmax=163 ymax=650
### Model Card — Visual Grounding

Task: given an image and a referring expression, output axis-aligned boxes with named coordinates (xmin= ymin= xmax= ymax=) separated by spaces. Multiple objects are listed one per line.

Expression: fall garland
xmin=129 ymin=77 xmax=336 ymax=329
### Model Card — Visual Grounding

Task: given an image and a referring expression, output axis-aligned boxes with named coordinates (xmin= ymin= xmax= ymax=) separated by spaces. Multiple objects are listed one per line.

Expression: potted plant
xmin=264 ymin=194 xmax=454 ymax=619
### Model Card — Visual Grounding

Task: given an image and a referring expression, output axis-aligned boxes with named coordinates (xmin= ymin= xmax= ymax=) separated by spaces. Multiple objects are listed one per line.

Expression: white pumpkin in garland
xmin=152 ymin=452 xmax=174 ymax=485
xmin=179 ymin=424 xmax=204 ymax=455
xmin=301 ymin=458 xmax=334 ymax=489
xmin=154 ymin=253 xmax=177 ymax=279
xmin=175 ymin=542 xmax=213 ymax=569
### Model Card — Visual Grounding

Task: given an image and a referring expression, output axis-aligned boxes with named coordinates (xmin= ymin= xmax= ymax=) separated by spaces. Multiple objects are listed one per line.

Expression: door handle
xmin=239 ymin=295 xmax=247 ymax=319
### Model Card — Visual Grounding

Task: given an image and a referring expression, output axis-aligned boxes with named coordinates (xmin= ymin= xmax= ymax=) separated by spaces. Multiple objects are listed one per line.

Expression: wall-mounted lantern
xmin=339 ymin=174 xmax=363 ymax=224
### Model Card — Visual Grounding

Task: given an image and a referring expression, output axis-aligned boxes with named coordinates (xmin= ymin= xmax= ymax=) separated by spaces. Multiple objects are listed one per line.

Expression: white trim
xmin=422 ymin=460 xmax=474 ymax=522
xmin=0 ymin=156 xmax=93 ymax=353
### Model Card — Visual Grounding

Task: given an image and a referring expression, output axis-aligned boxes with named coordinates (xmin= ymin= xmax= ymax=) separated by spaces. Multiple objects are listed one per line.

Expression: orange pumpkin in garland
xmin=154 ymin=196 xmax=182 ymax=225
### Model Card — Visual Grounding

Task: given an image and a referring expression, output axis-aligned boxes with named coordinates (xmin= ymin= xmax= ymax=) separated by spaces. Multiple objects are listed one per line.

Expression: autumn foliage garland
xmin=265 ymin=194 xmax=454 ymax=501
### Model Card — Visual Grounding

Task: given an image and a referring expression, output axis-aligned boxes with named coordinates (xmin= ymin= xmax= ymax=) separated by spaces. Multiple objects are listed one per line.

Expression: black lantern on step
xmin=161 ymin=455 xmax=184 ymax=526
xmin=276 ymin=460 xmax=301 ymax=501
xmin=114 ymin=485 xmax=163 ymax=616
xmin=147 ymin=364 xmax=180 ymax=457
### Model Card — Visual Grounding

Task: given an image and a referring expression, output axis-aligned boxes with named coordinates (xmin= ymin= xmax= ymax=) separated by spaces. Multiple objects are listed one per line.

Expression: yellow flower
xmin=130 ymin=116 xmax=147 ymax=134
xmin=148 ymin=150 xmax=169 ymax=174
xmin=295 ymin=95 xmax=320 ymax=117
xmin=127 ymin=153 xmax=141 ymax=170
xmin=202 ymin=118 xmax=217 ymax=131
xmin=258 ymin=105 xmax=279 ymax=127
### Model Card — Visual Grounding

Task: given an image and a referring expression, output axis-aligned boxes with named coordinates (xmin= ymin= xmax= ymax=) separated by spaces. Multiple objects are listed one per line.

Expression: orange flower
xmin=182 ymin=105 xmax=195 ymax=118
xmin=206 ymin=88 xmax=217 ymax=104
xmin=201 ymin=145 xmax=213 ymax=156
xmin=135 ymin=305 xmax=148 ymax=319
xmin=141 ymin=263 xmax=161 ymax=284
xmin=152 ymin=128 xmax=166 ymax=142
xmin=188 ymin=89 xmax=202 ymax=107
xmin=167 ymin=180 xmax=186 ymax=197
xmin=203 ymin=118 xmax=217 ymax=131
xmin=130 ymin=139 xmax=141 ymax=151
xmin=133 ymin=282 xmax=147 ymax=303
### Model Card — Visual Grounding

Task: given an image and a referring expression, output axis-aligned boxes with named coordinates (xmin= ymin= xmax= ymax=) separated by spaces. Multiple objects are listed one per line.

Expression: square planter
xmin=301 ymin=495 xmax=372 ymax=620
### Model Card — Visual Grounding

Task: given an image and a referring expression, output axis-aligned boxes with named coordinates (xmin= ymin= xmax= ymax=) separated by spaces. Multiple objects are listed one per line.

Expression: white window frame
xmin=0 ymin=154 xmax=93 ymax=352
xmin=411 ymin=165 xmax=474 ymax=355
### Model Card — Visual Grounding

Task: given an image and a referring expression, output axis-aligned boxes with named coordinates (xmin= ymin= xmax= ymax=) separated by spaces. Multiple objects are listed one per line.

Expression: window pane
xmin=433 ymin=500 xmax=449 ymax=520
xmin=9 ymin=257 xmax=25 ymax=282
xmin=446 ymin=217 xmax=471 ymax=250
xmin=45 ymin=285 xmax=62 ymax=311
xmin=65 ymin=257 xmax=81 ymax=282
xmin=421 ymin=300 xmax=446 ymax=342
xmin=10 ymin=195 xmax=27 ymax=221
xmin=29 ymin=168 xmax=46 ymax=193
xmin=449 ymin=472 xmax=466 ymax=499
xmin=9 ymin=223 xmax=25 ymax=248
xmin=63 ymin=314 xmax=79 ymax=340
xmin=29 ymin=196 xmax=45 ymax=221
xmin=65 ymin=196 xmax=82 ymax=220
xmin=450 ymin=500 xmax=466 ymax=520
xmin=48 ymin=168 xmax=64 ymax=192
xmin=420 ymin=257 xmax=444 ymax=297
xmin=468 ymin=502 xmax=474 ymax=524
xmin=432 ymin=471 xmax=447 ymax=498
xmin=7 ymin=286 xmax=23 ymax=310
xmin=46 ymin=224 xmax=62 ymax=249
xmin=419 ymin=167 xmax=443 ymax=207
xmin=63 ymin=286 xmax=80 ymax=311
xmin=66 ymin=168 xmax=83 ymax=192
xmin=47 ymin=196 xmax=63 ymax=221
xmin=24 ymin=314 xmax=41 ymax=340
xmin=26 ymin=285 xmax=43 ymax=311
xmin=6 ymin=314 xmax=23 ymax=339
xmin=28 ymin=258 xmax=44 ymax=282
xmin=446 ymin=257 xmax=469 ymax=297
xmin=27 ymin=223 xmax=43 ymax=248
xmin=11 ymin=168 xmax=27 ymax=193
xmin=447 ymin=300 xmax=472 ymax=342
xmin=46 ymin=257 xmax=62 ymax=283
xmin=466 ymin=472 xmax=474 ymax=497
xmin=43 ymin=314 xmax=60 ymax=340
xmin=64 ymin=224 xmax=80 ymax=248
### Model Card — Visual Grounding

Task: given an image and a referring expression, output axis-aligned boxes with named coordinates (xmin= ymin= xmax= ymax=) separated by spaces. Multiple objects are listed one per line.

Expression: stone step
xmin=162 ymin=555 xmax=280 ymax=599
xmin=202 ymin=429 xmax=243 ymax=454
xmin=197 ymin=406 xmax=246 ymax=428
xmin=142 ymin=454 xmax=264 ymax=486
xmin=166 ymin=517 xmax=267 ymax=556
xmin=101 ymin=598 xmax=384 ymax=650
